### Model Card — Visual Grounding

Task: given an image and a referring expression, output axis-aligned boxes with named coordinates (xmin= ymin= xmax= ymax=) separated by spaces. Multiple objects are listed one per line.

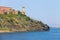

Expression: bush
xmin=26 ymin=17 xmax=31 ymax=21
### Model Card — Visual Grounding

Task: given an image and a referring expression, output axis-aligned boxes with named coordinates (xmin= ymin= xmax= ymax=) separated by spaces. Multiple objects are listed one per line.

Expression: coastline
xmin=0 ymin=30 xmax=13 ymax=33
xmin=0 ymin=30 xmax=50 ymax=33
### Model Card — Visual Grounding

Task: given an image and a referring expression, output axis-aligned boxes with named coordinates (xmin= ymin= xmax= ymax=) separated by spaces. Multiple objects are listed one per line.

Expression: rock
xmin=0 ymin=11 xmax=50 ymax=32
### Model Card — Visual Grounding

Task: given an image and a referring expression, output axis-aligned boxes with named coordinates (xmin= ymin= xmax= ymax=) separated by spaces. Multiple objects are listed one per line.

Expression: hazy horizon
xmin=0 ymin=0 xmax=60 ymax=27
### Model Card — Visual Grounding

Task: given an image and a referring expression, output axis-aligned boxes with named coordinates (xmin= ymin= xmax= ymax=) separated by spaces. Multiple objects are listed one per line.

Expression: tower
xmin=22 ymin=6 xmax=26 ymax=15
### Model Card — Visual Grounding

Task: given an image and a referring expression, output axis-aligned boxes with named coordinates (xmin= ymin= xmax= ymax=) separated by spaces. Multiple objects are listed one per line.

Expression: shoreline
xmin=0 ymin=30 xmax=13 ymax=33
xmin=0 ymin=30 xmax=50 ymax=33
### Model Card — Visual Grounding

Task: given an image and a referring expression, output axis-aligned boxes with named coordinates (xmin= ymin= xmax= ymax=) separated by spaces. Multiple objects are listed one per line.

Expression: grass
xmin=0 ymin=11 xmax=49 ymax=31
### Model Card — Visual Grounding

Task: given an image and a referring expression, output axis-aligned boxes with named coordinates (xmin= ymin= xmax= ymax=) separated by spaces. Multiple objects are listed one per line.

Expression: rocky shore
xmin=0 ymin=10 xmax=50 ymax=33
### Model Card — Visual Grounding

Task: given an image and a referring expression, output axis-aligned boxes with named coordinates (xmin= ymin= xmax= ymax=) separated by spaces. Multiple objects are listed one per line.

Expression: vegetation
xmin=0 ymin=11 xmax=49 ymax=32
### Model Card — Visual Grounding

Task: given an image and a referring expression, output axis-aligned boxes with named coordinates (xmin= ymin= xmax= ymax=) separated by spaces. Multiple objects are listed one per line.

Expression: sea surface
xmin=0 ymin=28 xmax=60 ymax=40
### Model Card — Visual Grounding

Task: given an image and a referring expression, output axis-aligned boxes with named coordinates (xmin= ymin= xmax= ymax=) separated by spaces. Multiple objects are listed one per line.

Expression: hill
xmin=0 ymin=11 xmax=49 ymax=32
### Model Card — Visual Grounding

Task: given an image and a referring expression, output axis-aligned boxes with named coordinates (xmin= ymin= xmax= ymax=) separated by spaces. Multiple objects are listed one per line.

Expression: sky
xmin=0 ymin=0 xmax=60 ymax=27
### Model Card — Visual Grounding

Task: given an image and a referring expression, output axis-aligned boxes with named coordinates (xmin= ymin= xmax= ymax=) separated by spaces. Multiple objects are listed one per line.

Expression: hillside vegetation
xmin=0 ymin=11 xmax=49 ymax=32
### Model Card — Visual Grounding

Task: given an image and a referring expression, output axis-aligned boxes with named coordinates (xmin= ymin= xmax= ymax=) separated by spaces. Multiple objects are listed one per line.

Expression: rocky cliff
xmin=0 ymin=11 xmax=49 ymax=32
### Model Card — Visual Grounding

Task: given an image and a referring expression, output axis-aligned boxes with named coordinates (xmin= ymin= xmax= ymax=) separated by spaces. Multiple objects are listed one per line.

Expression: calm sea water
xmin=0 ymin=28 xmax=60 ymax=40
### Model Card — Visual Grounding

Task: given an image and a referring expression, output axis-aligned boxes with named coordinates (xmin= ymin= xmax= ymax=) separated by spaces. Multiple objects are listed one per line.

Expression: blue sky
xmin=0 ymin=0 xmax=60 ymax=27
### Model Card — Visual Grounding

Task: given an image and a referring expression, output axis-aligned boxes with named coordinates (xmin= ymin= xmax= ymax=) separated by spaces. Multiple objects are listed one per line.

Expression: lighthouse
xmin=22 ymin=6 xmax=26 ymax=15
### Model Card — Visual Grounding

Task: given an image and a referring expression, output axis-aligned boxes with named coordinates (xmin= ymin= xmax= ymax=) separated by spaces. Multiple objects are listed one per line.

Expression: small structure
xmin=0 ymin=6 xmax=12 ymax=14
xmin=22 ymin=6 xmax=26 ymax=15
xmin=0 ymin=6 xmax=18 ymax=14
xmin=0 ymin=6 xmax=26 ymax=15
xmin=12 ymin=10 xmax=18 ymax=15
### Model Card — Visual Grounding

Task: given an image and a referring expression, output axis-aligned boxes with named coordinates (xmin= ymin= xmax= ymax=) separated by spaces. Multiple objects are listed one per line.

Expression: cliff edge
xmin=0 ymin=6 xmax=50 ymax=32
xmin=0 ymin=11 xmax=49 ymax=32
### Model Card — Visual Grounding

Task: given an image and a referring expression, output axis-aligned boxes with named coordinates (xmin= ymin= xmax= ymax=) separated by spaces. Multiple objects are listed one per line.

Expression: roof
xmin=0 ymin=6 xmax=12 ymax=9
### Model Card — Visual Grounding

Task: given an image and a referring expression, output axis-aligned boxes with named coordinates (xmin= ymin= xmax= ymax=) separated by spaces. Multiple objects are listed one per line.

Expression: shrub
xmin=26 ymin=17 xmax=31 ymax=21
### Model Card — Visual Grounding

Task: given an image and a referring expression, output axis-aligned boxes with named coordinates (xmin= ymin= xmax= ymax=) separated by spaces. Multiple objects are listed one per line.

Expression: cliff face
xmin=0 ymin=11 xmax=49 ymax=32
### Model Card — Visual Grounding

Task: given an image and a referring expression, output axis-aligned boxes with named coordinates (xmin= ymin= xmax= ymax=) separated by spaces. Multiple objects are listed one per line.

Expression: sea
xmin=0 ymin=28 xmax=60 ymax=40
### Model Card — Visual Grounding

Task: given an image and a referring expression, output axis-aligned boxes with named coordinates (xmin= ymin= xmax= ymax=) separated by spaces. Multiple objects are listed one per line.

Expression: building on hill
xmin=22 ymin=6 xmax=26 ymax=15
xmin=0 ymin=6 xmax=18 ymax=14
xmin=0 ymin=6 xmax=26 ymax=15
